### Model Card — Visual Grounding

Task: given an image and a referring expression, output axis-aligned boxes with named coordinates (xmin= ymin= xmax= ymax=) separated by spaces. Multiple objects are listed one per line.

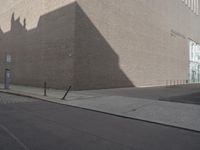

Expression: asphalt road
xmin=0 ymin=93 xmax=200 ymax=150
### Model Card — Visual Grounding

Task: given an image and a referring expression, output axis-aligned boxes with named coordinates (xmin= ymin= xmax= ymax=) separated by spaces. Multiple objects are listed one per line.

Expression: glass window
xmin=189 ymin=40 xmax=200 ymax=83
xmin=182 ymin=0 xmax=199 ymax=15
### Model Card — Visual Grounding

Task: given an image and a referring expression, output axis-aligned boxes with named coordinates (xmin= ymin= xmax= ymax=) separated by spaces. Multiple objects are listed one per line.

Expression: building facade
xmin=0 ymin=0 xmax=200 ymax=90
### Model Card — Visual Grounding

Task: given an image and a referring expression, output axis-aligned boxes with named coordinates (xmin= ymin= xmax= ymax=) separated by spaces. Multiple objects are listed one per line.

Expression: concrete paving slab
xmin=125 ymin=101 xmax=200 ymax=131
xmin=67 ymin=96 xmax=200 ymax=131
xmin=82 ymin=85 xmax=200 ymax=100
xmin=1 ymin=83 xmax=200 ymax=132
xmin=0 ymin=84 xmax=103 ymax=101
xmin=67 ymin=96 xmax=154 ymax=114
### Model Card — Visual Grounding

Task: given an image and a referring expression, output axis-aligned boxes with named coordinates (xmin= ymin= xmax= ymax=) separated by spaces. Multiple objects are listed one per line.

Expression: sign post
xmin=4 ymin=69 xmax=10 ymax=89
xmin=4 ymin=54 xmax=11 ymax=90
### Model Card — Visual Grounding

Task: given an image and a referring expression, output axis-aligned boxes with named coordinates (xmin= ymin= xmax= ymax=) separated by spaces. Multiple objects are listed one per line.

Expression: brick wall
xmin=0 ymin=0 xmax=200 ymax=89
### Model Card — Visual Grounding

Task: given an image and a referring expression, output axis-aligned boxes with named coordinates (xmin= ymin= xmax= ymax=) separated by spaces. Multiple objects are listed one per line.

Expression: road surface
xmin=0 ymin=92 xmax=199 ymax=150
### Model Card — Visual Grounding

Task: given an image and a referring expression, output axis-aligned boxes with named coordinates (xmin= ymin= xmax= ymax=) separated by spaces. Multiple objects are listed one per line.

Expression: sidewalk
xmin=0 ymin=83 xmax=200 ymax=132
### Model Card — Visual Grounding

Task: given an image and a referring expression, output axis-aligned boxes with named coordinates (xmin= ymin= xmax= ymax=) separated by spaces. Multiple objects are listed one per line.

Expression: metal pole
xmin=4 ymin=69 xmax=7 ymax=89
xmin=4 ymin=69 xmax=10 ymax=90
xmin=61 ymin=85 xmax=72 ymax=100
xmin=44 ymin=82 xmax=47 ymax=96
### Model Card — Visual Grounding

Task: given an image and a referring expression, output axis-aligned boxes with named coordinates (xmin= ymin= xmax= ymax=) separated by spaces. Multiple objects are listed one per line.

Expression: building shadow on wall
xmin=0 ymin=2 xmax=134 ymax=90
xmin=74 ymin=4 xmax=133 ymax=90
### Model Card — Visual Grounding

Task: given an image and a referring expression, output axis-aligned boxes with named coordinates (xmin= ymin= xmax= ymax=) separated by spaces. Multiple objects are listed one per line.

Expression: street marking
xmin=0 ymin=124 xmax=30 ymax=150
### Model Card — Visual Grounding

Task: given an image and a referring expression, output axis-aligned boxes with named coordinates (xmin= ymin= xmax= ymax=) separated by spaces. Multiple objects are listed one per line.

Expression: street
xmin=0 ymin=92 xmax=200 ymax=150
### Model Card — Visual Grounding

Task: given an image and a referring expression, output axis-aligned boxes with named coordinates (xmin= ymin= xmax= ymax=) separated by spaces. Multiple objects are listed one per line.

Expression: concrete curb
xmin=0 ymin=89 xmax=200 ymax=133
xmin=0 ymin=89 xmax=51 ymax=101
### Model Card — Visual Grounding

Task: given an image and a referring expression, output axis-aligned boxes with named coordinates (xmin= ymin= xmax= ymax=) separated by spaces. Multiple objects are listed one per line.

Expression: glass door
xmin=189 ymin=40 xmax=200 ymax=83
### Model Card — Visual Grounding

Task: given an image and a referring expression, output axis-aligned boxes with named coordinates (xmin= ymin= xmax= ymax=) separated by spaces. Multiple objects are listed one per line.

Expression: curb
xmin=0 ymin=89 xmax=51 ymax=102
xmin=0 ymin=89 xmax=200 ymax=134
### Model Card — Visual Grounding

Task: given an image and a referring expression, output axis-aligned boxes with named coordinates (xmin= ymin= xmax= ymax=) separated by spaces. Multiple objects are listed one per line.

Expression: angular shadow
xmin=0 ymin=2 xmax=134 ymax=90
xmin=74 ymin=4 xmax=133 ymax=90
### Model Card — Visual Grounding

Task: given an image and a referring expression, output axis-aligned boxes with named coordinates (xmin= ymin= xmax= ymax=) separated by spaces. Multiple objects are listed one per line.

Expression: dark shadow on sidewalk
xmin=159 ymin=92 xmax=200 ymax=105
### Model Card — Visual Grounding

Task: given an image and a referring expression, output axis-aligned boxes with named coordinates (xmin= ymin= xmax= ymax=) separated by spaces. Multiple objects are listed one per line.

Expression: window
xmin=189 ymin=40 xmax=200 ymax=83
xmin=182 ymin=0 xmax=199 ymax=15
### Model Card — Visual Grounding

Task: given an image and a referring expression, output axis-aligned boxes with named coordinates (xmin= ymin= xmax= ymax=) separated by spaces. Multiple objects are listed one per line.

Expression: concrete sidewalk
xmin=0 ymin=83 xmax=200 ymax=132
